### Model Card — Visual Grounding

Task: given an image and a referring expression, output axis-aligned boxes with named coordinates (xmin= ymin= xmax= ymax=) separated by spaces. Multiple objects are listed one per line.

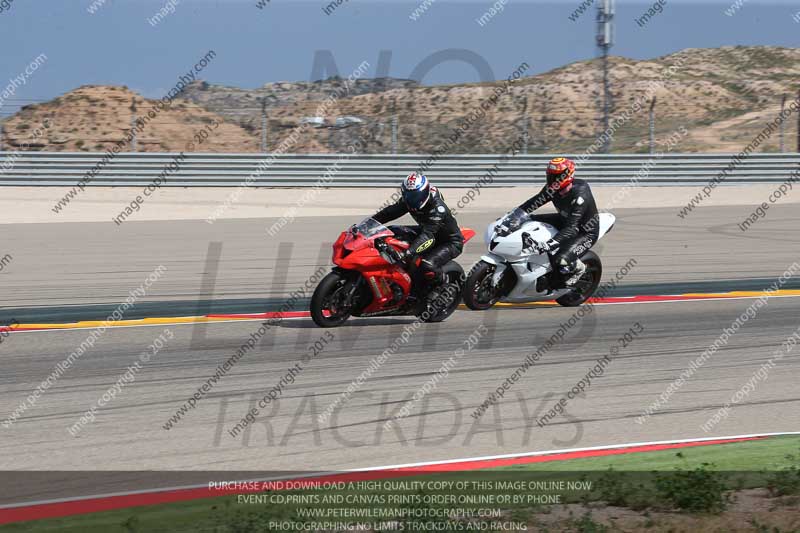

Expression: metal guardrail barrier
xmin=1 ymin=152 xmax=799 ymax=187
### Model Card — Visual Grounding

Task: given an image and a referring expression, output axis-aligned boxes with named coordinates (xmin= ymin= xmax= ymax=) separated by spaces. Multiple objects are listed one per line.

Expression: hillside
xmin=0 ymin=86 xmax=259 ymax=153
xmin=3 ymin=46 xmax=800 ymax=154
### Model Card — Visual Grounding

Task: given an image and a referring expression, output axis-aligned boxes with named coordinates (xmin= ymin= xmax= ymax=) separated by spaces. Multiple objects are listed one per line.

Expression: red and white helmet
xmin=401 ymin=172 xmax=431 ymax=209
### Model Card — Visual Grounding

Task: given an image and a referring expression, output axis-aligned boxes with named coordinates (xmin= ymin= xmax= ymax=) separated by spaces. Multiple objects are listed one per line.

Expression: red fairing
xmin=332 ymin=232 xmax=347 ymax=264
xmin=386 ymin=237 xmax=409 ymax=251
xmin=329 ymin=224 xmax=475 ymax=316
xmin=460 ymin=228 xmax=476 ymax=243
xmin=332 ymin=228 xmax=412 ymax=314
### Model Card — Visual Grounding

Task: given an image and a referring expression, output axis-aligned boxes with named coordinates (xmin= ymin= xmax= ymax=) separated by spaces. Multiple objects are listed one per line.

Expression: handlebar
xmin=375 ymin=238 xmax=404 ymax=263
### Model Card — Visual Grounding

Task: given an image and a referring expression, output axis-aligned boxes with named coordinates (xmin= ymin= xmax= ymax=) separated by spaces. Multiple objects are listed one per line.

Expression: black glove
xmin=381 ymin=243 xmax=408 ymax=265
xmin=399 ymin=248 xmax=415 ymax=268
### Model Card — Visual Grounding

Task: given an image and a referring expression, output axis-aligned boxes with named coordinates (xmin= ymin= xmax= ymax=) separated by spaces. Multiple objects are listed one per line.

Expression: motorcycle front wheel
xmin=310 ymin=271 xmax=356 ymax=327
xmin=463 ymin=261 xmax=500 ymax=311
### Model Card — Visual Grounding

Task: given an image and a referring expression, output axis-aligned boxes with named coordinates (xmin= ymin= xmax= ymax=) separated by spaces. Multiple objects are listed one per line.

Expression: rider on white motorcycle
xmin=518 ymin=157 xmax=599 ymax=287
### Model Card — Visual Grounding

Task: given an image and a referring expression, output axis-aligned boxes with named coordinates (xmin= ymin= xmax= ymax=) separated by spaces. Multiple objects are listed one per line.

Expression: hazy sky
xmin=1 ymin=0 xmax=798 ymax=116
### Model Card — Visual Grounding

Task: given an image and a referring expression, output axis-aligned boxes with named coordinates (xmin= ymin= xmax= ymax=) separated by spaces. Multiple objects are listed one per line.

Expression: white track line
xmin=2 ymin=431 xmax=799 ymax=510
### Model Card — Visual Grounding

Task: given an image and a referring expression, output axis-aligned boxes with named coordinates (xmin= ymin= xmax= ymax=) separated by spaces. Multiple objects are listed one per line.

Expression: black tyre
xmin=463 ymin=261 xmax=500 ymax=311
xmin=419 ymin=273 xmax=462 ymax=323
xmin=556 ymin=251 xmax=603 ymax=307
xmin=310 ymin=271 xmax=356 ymax=327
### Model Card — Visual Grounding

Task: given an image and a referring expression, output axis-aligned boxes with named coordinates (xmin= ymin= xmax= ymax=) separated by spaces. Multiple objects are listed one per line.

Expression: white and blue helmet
xmin=401 ymin=172 xmax=431 ymax=210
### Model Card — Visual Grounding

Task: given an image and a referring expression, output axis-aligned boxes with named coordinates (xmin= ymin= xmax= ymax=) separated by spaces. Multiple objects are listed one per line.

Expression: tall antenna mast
xmin=597 ymin=0 xmax=614 ymax=153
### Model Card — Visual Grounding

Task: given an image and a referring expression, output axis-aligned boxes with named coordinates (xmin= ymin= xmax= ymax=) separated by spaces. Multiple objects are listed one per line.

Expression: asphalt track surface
xmin=1 ymin=205 xmax=800 ymax=503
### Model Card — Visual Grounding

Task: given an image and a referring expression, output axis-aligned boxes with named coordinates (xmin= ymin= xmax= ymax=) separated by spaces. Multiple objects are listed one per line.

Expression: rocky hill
xmin=0 ymin=86 xmax=259 ymax=153
xmin=3 ymin=46 xmax=799 ymax=154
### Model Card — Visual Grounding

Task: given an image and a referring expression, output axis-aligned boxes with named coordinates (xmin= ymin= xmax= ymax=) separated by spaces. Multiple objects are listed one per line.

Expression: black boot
xmin=563 ymin=259 xmax=587 ymax=287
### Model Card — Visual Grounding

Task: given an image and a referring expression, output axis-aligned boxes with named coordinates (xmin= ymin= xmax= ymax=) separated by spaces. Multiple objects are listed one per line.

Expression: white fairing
xmin=597 ymin=213 xmax=616 ymax=239
xmin=478 ymin=210 xmax=614 ymax=303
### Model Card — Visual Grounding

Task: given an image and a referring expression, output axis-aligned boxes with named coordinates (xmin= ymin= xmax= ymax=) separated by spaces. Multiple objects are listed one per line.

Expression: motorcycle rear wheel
xmin=556 ymin=252 xmax=603 ymax=307
xmin=419 ymin=275 xmax=462 ymax=323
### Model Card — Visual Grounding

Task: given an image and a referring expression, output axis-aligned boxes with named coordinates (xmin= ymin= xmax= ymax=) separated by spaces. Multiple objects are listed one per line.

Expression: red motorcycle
xmin=310 ymin=218 xmax=476 ymax=327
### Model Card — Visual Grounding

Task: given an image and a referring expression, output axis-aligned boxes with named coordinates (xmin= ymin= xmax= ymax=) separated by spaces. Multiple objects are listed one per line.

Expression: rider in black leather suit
xmin=518 ymin=157 xmax=599 ymax=286
xmin=373 ymin=173 xmax=464 ymax=287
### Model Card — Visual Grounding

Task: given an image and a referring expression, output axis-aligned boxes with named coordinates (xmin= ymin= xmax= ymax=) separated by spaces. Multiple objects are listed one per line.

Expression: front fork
xmin=332 ymin=268 xmax=366 ymax=310
xmin=479 ymin=253 xmax=507 ymax=288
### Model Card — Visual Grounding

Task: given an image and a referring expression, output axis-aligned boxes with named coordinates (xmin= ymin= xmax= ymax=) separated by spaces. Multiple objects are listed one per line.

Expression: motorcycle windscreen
xmin=343 ymin=217 xmax=393 ymax=252
xmin=491 ymin=208 xmax=532 ymax=240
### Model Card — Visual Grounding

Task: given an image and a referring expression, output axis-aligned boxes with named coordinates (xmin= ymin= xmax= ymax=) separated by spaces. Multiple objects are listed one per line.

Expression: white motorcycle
xmin=464 ymin=208 xmax=616 ymax=309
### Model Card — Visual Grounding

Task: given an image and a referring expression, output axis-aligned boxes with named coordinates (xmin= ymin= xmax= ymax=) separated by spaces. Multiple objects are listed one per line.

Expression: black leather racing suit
xmin=373 ymin=187 xmax=464 ymax=279
xmin=518 ymin=178 xmax=599 ymax=274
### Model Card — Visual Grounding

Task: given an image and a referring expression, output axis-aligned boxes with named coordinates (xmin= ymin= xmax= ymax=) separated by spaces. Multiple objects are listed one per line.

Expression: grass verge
xmin=1 ymin=435 xmax=798 ymax=532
